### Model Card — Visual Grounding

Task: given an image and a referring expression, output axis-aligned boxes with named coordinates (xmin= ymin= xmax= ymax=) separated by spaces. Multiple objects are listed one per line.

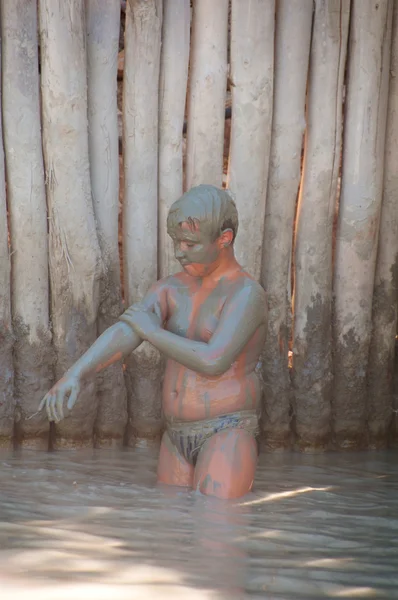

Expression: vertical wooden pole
xmin=158 ymin=0 xmax=190 ymax=278
xmin=0 ymin=13 xmax=13 ymax=447
xmin=123 ymin=0 xmax=163 ymax=442
xmin=292 ymin=0 xmax=350 ymax=451
xmin=1 ymin=0 xmax=52 ymax=450
xmin=333 ymin=0 xmax=392 ymax=449
xmin=368 ymin=2 xmax=398 ymax=448
xmin=186 ymin=0 xmax=228 ymax=189
xmin=261 ymin=0 xmax=313 ymax=450
xmin=39 ymin=0 xmax=102 ymax=448
xmin=228 ymin=0 xmax=275 ymax=280
xmin=86 ymin=0 xmax=128 ymax=448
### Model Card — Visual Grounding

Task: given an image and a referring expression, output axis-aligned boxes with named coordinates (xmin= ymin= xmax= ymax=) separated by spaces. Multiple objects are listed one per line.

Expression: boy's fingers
xmin=55 ymin=389 xmax=64 ymax=421
xmin=67 ymin=383 xmax=80 ymax=411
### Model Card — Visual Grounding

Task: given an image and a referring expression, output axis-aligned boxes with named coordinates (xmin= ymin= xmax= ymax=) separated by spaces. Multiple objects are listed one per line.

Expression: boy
xmin=40 ymin=185 xmax=267 ymax=499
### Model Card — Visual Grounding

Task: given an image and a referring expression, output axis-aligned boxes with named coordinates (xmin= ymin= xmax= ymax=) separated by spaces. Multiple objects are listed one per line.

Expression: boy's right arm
xmin=64 ymin=321 xmax=142 ymax=381
xmin=39 ymin=278 xmax=170 ymax=422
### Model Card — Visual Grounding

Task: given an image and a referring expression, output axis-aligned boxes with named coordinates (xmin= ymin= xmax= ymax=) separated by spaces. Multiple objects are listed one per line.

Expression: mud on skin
xmin=39 ymin=185 xmax=268 ymax=499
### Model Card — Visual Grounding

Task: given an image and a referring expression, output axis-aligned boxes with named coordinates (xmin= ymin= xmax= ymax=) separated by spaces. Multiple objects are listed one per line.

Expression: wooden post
xmin=368 ymin=2 xmax=398 ymax=448
xmin=292 ymin=0 xmax=350 ymax=451
xmin=186 ymin=0 xmax=228 ymax=189
xmin=228 ymin=0 xmax=275 ymax=280
xmin=333 ymin=0 xmax=392 ymax=449
xmin=123 ymin=0 xmax=163 ymax=442
xmin=1 ymin=0 xmax=52 ymax=450
xmin=0 ymin=16 xmax=13 ymax=447
xmin=158 ymin=0 xmax=190 ymax=278
xmin=39 ymin=0 xmax=102 ymax=448
xmin=86 ymin=0 xmax=128 ymax=448
xmin=261 ymin=0 xmax=313 ymax=450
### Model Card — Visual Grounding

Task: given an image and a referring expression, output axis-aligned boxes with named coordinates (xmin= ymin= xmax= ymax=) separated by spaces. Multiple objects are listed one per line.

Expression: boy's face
xmin=168 ymin=221 xmax=222 ymax=278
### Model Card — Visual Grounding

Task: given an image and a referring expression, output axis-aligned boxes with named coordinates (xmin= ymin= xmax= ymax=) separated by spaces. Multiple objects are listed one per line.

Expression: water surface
xmin=1 ymin=448 xmax=397 ymax=598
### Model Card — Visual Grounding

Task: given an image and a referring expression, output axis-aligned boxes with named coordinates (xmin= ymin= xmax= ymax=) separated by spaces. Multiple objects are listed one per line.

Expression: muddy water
xmin=1 ymin=448 xmax=397 ymax=599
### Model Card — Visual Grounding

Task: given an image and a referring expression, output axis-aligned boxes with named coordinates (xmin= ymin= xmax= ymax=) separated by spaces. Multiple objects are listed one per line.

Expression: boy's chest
xmin=166 ymin=284 xmax=229 ymax=341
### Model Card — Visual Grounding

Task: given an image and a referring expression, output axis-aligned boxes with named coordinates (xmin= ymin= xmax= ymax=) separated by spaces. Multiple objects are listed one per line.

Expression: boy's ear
xmin=218 ymin=228 xmax=234 ymax=248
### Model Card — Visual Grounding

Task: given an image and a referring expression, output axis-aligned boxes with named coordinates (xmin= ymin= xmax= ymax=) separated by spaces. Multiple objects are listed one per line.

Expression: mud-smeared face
xmin=168 ymin=221 xmax=222 ymax=277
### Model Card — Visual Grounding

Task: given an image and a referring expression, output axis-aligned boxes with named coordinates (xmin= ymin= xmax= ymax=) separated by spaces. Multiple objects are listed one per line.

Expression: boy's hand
xmin=120 ymin=305 xmax=161 ymax=340
xmin=38 ymin=372 xmax=82 ymax=422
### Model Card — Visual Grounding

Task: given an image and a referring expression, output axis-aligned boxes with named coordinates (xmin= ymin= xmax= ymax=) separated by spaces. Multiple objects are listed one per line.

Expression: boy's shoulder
xmin=231 ymin=270 xmax=266 ymax=298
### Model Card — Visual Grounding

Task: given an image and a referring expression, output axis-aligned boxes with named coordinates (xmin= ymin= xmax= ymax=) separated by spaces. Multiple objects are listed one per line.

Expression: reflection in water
xmin=1 ymin=448 xmax=398 ymax=599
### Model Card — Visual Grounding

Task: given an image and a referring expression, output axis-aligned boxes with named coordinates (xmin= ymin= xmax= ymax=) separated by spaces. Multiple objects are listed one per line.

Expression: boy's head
xmin=167 ymin=184 xmax=238 ymax=243
xmin=167 ymin=185 xmax=239 ymax=277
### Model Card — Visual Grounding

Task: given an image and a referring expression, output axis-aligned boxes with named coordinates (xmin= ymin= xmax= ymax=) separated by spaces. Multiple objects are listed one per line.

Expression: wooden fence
xmin=0 ymin=0 xmax=397 ymax=451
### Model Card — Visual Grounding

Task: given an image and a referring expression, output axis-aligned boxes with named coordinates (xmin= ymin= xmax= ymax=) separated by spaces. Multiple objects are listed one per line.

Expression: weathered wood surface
xmin=123 ymin=0 xmax=163 ymax=441
xmin=39 ymin=0 xmax=103 ymax=448
xmin=293 ymin=0 xmax=350 ymax=451
xmin=86 ymin=0 xmax=128 ymax=448
xmin=262 ymin=0 xmax=312 ymax=450
xmin=333 ymin=0 xmax=392 ymax=449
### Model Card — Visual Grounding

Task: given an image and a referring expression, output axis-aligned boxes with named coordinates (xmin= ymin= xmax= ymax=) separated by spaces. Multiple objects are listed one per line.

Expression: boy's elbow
xmin=201 ymin=354 xmax=231 ymax=377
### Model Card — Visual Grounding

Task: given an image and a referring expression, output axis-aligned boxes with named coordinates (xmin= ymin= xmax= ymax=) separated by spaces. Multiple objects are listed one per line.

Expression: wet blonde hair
xmin=167 ymin=184 xmax=239 ymax=242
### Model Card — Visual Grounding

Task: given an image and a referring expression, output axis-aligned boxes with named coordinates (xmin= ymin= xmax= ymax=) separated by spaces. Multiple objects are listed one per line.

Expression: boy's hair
xmin=167 ymin=184 xmax=239 ymax=242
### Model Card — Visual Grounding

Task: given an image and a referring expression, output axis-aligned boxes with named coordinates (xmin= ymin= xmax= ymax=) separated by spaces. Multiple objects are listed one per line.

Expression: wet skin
xmin=40 ymin=204 xmax=267 ymax=499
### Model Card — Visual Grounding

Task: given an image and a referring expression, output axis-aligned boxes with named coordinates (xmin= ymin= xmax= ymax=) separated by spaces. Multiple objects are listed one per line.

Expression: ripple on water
xmin=1 ymin=448 xmax=398 ymax=599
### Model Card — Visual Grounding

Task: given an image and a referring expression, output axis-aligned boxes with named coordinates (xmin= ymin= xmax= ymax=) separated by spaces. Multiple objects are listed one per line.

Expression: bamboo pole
xmin=186 ymin=0 xmax=228 ymax=189
xmin=333 ymin=0 xmax=392 ymax=449
xmin=292 ymin=0 xmax=350 ymax=451
xmin=261 ymin=0 xmax=313 ymax=450
xmin=39 ymin=0 xmax=102 ymax=448
xmin=123 ymin=0 xmax=163 ymax=442
xmin=1 ymin=0 xmax=52 ymax=450
xmin=0 ymin=19 xmax=13 ymax=448
xmin=228 ymin=0 xmax=275 ymax=280
xmin=158 ymin=0 xmax=190 ymax=278
xmin=368 ymin=2 xmax=398 ymax=448
xmin=86 ymin=0 xmax=128 ymax=448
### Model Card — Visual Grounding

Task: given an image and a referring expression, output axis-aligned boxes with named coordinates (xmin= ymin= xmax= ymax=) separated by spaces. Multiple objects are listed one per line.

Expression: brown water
xmin=1 ymin=447 xmax=397 ymax=599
